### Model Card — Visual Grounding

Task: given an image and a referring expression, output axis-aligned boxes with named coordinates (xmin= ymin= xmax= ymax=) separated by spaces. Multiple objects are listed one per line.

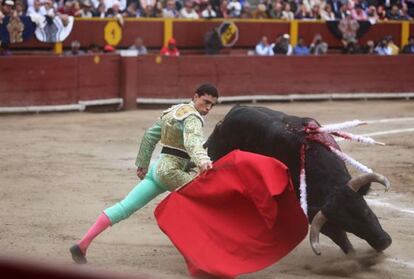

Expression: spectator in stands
xmin=374 ymin=38 xmax=392 ymax=55
xmin=386 ymin=4 xmax=402 ymax=20
xmin=240 ymin=1 xmax=253 ymax=18
xmin=218 ymin=0 xmax=229 ymax=18
xmin=154 ymin=1 xmax=164 ymax=17
xmin=14 ymin=0 xmax=24 ymax=16
xmin=273 ymin=33 xmax=292 ymax=56
xmin=386 ymin=35 xmax=399 ymax=54
xmin=377 ymin=5 xmax=387 ymax=20
xmin=401 ymin=2 xmax=413 ymax=19
xmin=209 ymin=0 xmax=220 ymax=16
xmin=262 ymin=0 xmax=273 ymax=17
xmin=378 ymin=0 xmax=399 ymax=12
xmin=27 ymin=0 xmax=46 ymax=16
xmin=255 ymin=35 xmax=274 ymax=56
xmin=311 ymin=4 xmax=323 ymax=19
xmin=66 ymin=40 xmax=85 ymax=55
xmin=405 ymin=0 xmax=414 ymax=17
xmin=160 ymin=37 xmax=180 ymax=56
xmin=129 ymin=37 xmax=148 ymax=55
xmin=342 ymin=40 xmax=361 ymax=54
xmin=2 ymin=0 xmax=15 ymax=16
xmin=59 ymin=1 xmax=76 ymax=16
xmin=282 ymin=3 xmax=295 ymax=20
xmin=141 ymin=3 xmax=157 ymax=17
xmin=321 ymin=3 xmax=336 ymax=20
xmin=162 ymin=0 xmax=179 ymax=18
xmin=123 ymin=2 xmax=139 ymax=17
xmin=94 ymin=3 xmax=106 ymax=17
xmin=360 ymin=40 xmax=375 ymax=54
xmin=204 ymin=27 xmax=222 ymax=54
xmin=367 ymin=5 xmax=379 ymax=23
xmin=401 ymin=36 xmax=414 ymax=54
xmin=295 ymin=4 xmax=313 ymax=19
xmin=351 ymin=4 xmax=367 ymax=20
xmin=293 ymin=36 xmax=310 ymax=55
xmin=339 ymin=12 xmax=359 ymax=50
xmin=140 ymin=0 xmax=156 ymax=11
xmin=328 ymin=0 xmax=342 ymax=18
xmin=337 ymin=4 xmax=348 ymax=19
xmin=201 ymin=3 xmax=217 ymax=18
xmin=103 ymin=44 xmax=116 ymax=53
xmin=180 ymin=0 xmax=198 ymax=18
xmin=87 ymin=43 xmax=101 ymax=53
xmin=43 ymin=0 xmax=56 ymax=16
xmin=226 ymin=0 xmax=241 ymax=17
xmin=78 ymin=0 xmax=93 ymax=17
xmin=270 ymin=2 xmax=283 ymax=19
xmin=252 ymin=3 xmax=268 ymax=19
xmin=0 ymin=42 xmax=12 ymax=56
xmin=310 ymin=33 xmax=328 ymax=55
xmin=286 ymin=0 xmax=298 ymax=14
xmin=106 ymin=1 xmax=124 ymax=24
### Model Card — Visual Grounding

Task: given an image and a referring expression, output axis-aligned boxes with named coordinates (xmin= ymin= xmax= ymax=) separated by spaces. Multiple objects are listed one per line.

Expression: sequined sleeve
xmin=135 ymin=119 xmax=162 ymax=168
xmin=183 ymin=115 xmax=211 ymax=167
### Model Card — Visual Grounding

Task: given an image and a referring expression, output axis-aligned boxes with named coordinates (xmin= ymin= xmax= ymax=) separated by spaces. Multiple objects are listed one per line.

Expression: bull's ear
xmin=357 ymin=183 xmax=371 ymax=196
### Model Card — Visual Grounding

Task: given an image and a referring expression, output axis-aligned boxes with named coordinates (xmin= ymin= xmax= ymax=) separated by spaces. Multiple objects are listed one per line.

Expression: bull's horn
xmin=348 ymin=173 xmax=391 ymax=192
xmin=310 ymin=211 xmax=328 ymax=256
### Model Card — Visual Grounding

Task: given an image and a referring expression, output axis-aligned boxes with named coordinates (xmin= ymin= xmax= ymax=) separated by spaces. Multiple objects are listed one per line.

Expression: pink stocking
xmin=78 ymin=212 xmax=111 ymax=254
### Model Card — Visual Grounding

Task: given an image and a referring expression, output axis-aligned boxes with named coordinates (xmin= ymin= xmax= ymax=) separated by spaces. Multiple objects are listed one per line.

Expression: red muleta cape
xmin=154 ymin=150 xmax=308 ymax=278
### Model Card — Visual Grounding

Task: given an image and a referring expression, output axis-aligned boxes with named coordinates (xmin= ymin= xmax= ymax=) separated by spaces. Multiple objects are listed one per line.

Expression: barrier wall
xmin=2 ymin=54 xmax=412 ymax=109
xmin=9 ymin=19 xmax=412 ymax=51
xmin=130 ymin=55 xmax=414 ymax=99
xmin=0 ymin=55 xmax=120 ymax=106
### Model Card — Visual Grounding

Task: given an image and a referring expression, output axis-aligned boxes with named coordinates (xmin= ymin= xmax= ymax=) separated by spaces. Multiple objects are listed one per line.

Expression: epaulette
xmin=173 ymin=104 xmax=204 ymax=126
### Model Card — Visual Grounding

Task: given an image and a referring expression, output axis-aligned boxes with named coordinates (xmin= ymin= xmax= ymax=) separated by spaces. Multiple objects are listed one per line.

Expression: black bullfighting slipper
xmin=70 ymin=244 xmax=87 ymax=264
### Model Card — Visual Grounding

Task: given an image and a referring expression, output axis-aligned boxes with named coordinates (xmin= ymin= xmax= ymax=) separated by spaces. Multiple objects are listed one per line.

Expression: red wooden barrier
xmin=1 ymin=55 xmax=413 ymax=109
xmin=131 ymin=55 xmax=414 ymax=100
xmin=0 ymin=55 xmax=120 ymax=106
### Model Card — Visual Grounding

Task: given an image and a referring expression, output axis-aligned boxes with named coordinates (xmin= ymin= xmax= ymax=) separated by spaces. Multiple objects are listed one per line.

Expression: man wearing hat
xmin=160 ymin=37 xmax=180 ymax=56
xmin=2 ymin=0 xmax=15 ymax=16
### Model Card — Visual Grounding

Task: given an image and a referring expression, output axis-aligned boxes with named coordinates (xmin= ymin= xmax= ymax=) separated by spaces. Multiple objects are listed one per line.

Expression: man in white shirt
xmin=255 ymin=36 xmax=274 ymax=56
xmin=27 ymin=0 xmax=47 ymax=16
xmin=180 ymin=0 xmax=199 ymax=19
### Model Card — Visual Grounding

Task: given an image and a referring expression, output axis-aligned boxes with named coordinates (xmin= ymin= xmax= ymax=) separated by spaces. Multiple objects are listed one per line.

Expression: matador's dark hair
xmin=195 ymin=83 xmax=219 ymax=98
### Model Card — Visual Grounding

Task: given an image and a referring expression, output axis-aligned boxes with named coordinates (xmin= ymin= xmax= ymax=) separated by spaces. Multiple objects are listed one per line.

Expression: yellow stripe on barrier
xmin=164 ymin=19 xmax=173 ymax=46
xmin=290 ymin=20 xmax=298 ymax=47
xmin=401 ymin=21 xmax=410 ymax=47
xmin=54 ymin=42 xmax=63 ymax=55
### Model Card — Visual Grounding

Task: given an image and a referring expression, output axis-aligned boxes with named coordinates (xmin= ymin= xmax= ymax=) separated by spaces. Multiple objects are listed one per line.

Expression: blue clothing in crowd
xmin=293 ymin=45 xmax=310 ymax=56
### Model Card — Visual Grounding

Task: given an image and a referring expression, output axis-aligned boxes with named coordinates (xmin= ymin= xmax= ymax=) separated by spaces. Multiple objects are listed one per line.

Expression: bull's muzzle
xmin=368 ymin=232 xmax=392 ymax=252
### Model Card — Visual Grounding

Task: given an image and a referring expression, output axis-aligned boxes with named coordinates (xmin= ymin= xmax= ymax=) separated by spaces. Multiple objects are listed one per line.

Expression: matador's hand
xmin=199 ymin=161 xmax=213 ymax=174
xmin=136 ymin=167 xmax=147 ymax=180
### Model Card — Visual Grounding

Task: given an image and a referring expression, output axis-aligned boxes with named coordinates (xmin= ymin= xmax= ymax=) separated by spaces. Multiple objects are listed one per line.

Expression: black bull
xmin=205 ymin=106 xmax=392 ymax=255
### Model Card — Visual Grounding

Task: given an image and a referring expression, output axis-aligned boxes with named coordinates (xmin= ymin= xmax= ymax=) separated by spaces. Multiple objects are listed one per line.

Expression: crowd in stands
xmin=1 ymin=0 xmax=414 ymax=56
xmin=1 ymin=0 xmax=414 ymax=21
xmin=254 ymin=32 xmax=414 ymax=55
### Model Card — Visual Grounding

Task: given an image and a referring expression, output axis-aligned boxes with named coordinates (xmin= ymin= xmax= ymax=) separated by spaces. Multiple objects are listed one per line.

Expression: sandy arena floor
xmin=0 ymin=100 xmax=413 ymax=279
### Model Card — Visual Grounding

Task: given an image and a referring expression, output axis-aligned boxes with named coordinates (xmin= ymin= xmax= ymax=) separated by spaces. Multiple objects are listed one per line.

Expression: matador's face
xmin=193 ymin=94 xmax=218 ymax=116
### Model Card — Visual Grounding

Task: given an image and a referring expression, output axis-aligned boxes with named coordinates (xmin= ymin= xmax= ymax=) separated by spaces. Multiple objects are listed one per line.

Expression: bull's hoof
xmin=70 ymin=244 xmax=87 ymax=264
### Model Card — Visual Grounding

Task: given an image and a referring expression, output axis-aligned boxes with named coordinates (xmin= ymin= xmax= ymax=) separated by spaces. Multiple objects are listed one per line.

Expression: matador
xmin=70 ymin=84 xmax=219 ymax=264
